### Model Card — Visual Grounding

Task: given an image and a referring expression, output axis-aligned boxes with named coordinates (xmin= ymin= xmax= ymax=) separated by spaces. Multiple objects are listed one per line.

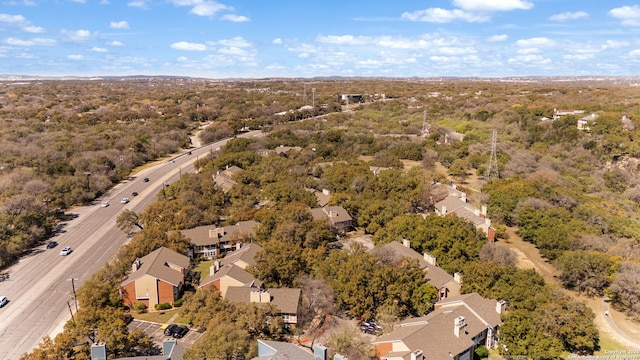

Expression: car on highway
xmin=46 ymin=241 xmax=58 ymax=249
xmin=59 ymin=246 xmax=72 ymax=256
xmin=0 ymin=296 xmax=7 ymax=308
xmin=163 ymin=324 xmax=178 ymax=336
xmin=101 ymin=202 xmax=109 ymax=207
xmin=172 ymin=325 xmax=189 ymax=339
xmin=143 ymin=177 xmax=150 ymax=182
xmin=131 ymin=192 xmax=138 ymax=197
xmin=120 ymin=198 xmax=130 ymax=204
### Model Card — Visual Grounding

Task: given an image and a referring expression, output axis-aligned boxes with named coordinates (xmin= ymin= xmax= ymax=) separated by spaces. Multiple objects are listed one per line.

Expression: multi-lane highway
xmin=0 ymin=133 xmax=250 ymax=359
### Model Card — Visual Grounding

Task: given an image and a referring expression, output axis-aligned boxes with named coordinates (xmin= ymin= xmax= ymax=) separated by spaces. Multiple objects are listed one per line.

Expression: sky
xmin=3 ymin=0 xmax=640 ymax=78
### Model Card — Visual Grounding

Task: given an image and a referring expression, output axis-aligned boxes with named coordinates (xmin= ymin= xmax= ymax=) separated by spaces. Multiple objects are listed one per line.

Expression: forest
xmin=1 ymin=77 xmax=639 ymax=359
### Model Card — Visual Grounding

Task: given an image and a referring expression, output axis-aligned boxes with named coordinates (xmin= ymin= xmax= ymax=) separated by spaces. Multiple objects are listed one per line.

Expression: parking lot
xmin=128 ymin=319 xmax=204 ymax=348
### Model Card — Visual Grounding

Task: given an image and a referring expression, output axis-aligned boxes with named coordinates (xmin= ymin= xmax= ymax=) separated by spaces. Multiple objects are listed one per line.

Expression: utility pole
xmin=486 ymin=130 xmax=499 ymax=180
xmin=84 ymin=172 xmax=91 ymax=191
xmin=67 ymin=301 xmax=75 ymax=324
xmin=312 ymin=88 xmax=316 ymax=108
xmin=68 ymin=278 xmax=79 ymax=312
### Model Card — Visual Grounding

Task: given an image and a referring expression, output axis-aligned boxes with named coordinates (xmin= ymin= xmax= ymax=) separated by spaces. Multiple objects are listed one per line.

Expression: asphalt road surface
xmin=0 ymin=133 xmax=258 ymax=360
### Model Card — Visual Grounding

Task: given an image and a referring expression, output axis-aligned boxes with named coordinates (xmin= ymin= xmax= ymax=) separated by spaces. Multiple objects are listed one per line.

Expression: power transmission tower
xmin=486 ymin=130 xmax=499 ymax=180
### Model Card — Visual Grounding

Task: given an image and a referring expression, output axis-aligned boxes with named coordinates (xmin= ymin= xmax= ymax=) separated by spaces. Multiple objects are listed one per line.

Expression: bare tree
xmin=479 ymin=242 xmax=517 ymax=267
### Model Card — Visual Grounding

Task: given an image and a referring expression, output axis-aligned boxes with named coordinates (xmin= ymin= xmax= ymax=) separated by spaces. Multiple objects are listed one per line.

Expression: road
xmin=0 ymin=133 xmax=260 ymax=360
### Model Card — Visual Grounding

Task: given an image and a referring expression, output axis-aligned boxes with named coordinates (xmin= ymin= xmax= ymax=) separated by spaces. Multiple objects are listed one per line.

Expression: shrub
xmin=173 ymin=298 xmax=184 ymax=307
xmin=132 ymin=302 xmax=148 ymax=314
xmin=155 ymin=303 xmax=173 ymax=310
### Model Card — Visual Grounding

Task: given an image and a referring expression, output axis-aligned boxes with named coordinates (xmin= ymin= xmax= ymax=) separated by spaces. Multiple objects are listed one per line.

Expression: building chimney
xmin=454 ymin=272 xmax=463 ymax=284
xmin=213 ymin=259 xmax=221 ymax=273
xmin=236 ymin=241 xmax=242 ymax=250
xmin=314 ymin=345 xmax=328 ymax=360
xmin=250 ymin=290 xmax=261 ymax=303
xmin=454 ymin=316 xmax=467 ymax=338
xmin=442 ymin=205 xmax=447 ymax=215
xmin=322 ymin=189 xmax=331 ymax=195
xmin=496 ymin=300 xmax=507 ymax=314
xmin=481 ymin=205 xmax=487 ymax=217
xmin=91 ymin=343 xmax=107 ymax=360
xmin=484 ymin=218 xmax=491 ymax=227
xmin=410 ymin=350 xmax=425 ymax=360
xmin=260 ymin=291 xmax=271 ymax=303
xmin=423 ymin=253 xmax=437 ymax=266
xmin=402 ymin=238 xmax=411 ymax=248
xmin=132 ymin=258 xmax=141 ymax=271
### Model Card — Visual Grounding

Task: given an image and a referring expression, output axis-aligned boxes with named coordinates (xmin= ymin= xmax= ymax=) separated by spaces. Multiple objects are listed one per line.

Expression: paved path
xmin=500 ymin=227 xmax=640 ymax=350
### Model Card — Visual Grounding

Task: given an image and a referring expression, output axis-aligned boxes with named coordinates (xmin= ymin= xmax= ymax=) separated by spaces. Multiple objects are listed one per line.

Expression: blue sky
xmin=2 ymin=0 xmax=640 ymax=78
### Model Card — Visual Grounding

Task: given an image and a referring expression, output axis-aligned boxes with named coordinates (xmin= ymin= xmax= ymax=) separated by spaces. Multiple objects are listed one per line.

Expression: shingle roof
xmin=121 ymin=247 xmax=189 ymax=287
xmin=221 ymin=243 xmax=263 ymax=268
xmin=181 ymin=221 xmax=260 ymax=247
xmin=199 ymin=264 xmax=263 ymax=289
xmin=373 ymin=241 xmax=457 ymax=289
xmin=374 ymin=293 xmax=503 ymax=360
xmin=252 ymin=340 xmax=315 ymax=360
xmin=225 ymin=287 xmax=301 ymax=315
xmin=310 ymin=206 xmax=352 ymax=222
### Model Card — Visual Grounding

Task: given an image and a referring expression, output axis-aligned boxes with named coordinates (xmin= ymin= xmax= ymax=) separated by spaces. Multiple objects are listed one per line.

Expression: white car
xmin=60 ymin=246 xmax=72 ymax=256
xmin=101 ymin=202 xmax=109 ymax=207
xmin=0 ymin=296 xmax=7 ymax=308
xmin=120 ymin=198 xmax=130 ymax=204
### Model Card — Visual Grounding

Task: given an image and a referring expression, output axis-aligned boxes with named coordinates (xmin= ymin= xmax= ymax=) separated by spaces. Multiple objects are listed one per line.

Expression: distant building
xmin=553 ymin=108 xmax=585 ymax=120
xmin=310 ymin=206 xmax=353 ymax=233
xmin=434 ymin=184 xmax=495 ymax=242
xmin=577 ymin=113 xmax=598 ymax=131
xmin=213 ymin=165 xmax=243 ymax=193
xmin=339 ymin=94 xmax=363 ymax=103
xmin=182 ymin=220 xmax=260 ymax=259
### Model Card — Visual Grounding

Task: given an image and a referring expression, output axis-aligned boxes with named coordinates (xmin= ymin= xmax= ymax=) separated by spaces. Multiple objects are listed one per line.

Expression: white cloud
xmin=110 ymin=21 xmax=129 ymax=29
xmin=6 ymin=37 xmax=56 ymax=46
xmin=100 ymin=0 xmax=110 ymax=4
xmin=517 ymin=48 xmax=540 ymax=54
xmin=90 ymin=47 xmax=108 ymax=53
xmin=452 ymin=0 xmax=533 ymax=12
xmin=515 ymin=37 xmax=555 ymax=47
xmin=401 ymin=8 xmax=489 ymax=23
xmin=221 ymin=14 xmax=249 ymax=22
xmin=0 ymin=13 xmax=44 ymax=33
xmin=628 ymin=49 xmax=640 ymax=57
xmin=61 ymin=29 xmax=93 ymax=42
xmin=298 ymin=53 xmax=309 ymax=58
xmin=610 ymin=5 xmax=640 ymax=26
xmin=316 ymin=34 xmax=370 ymax=45
xmin=170 ymin=41 xmax=207 ymax=51
xmin=437 ymin=46 xmax=476 ymax=55
xmin=68 ymin=54 xmax=85 ymax=60
xmin=563 ymin=54 xmax=594 ymax=61
xmin=218 ymin=46 xmax=248 ymax=56
xmin=216 ymin=36 xmax=251 ymax=47
xmin=128 ymin=0 xmax=148 ymax=9
xmin=109 ymin=40 xmax=124 ymax=46
xmin=272 ymin=38 xmax=282 ymax=45
xmin=171 ymin=0 xmax=230 ymax=16
xmin=602 ymin=40 xmax=629 ymax=49
xmin=3 ymin=1 xmax=36 ymax=5
xmin=15 ymin=52 xmax=36 ymax=59
xmin=508 ymin=54 xmax=551 ymax=64
xmin=69 ymin=0 xmax=86 ymax=3
xmin=549 ymin=11 xmax=588 ymax=22
xmin=487 ymin=34 xmax=507 ymax=42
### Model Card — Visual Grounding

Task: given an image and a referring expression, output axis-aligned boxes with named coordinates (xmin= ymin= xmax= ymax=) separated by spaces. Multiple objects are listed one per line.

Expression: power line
xmin=486 ymin=130 xmax=499 ymax=180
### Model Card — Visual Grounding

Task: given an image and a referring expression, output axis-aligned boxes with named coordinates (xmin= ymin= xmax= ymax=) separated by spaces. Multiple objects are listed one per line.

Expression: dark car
xmin=46 ymin=241 xmax=58 ymax=249
xmin=163 ymin=324 xmax=178 ymax=336
xmin=143 ymin=177 xmax=150 ymax=182
xmin=132 ymin=191 xmax=138 ymax=197
xmin=172 ymin=325 xmax=189 ymax=339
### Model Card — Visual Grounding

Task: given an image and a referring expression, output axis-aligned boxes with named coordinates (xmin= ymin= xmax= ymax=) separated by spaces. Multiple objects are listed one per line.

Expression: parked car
xmin=164 ymin=324 xmax=178 ymax=336
xmin=121 ymin=198 xmax=130 ymax=204
xmin=172 ymin=325 xmax=189 ymax=339
xmin=60 ymin=246 xmax=72 ymax=256
xmin=101 ymin=202 xmax=109 ymax=207
xmin=0 ymin=296 xmax=8 ymax=308
xmin=143 ymin=177 xmax=150 ymax=182
xmin=46 ymin=241 xmax=58 ymax=249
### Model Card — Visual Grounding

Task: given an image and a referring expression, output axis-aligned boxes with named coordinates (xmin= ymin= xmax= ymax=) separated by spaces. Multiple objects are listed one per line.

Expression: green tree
xmin=555 ymin=250 xmax=613 ymax=295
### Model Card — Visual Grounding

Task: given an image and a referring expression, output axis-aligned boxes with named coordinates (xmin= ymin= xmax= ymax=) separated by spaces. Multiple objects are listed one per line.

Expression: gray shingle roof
xmin=121 ymin=247 xmax=189 ymax=287
xmin=224 ymin=287 xmax=301 ymax=314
